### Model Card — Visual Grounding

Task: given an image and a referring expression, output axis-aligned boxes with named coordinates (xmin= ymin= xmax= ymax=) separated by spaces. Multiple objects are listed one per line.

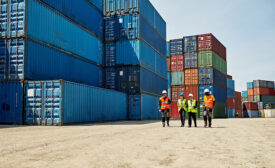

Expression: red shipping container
xmin=248 ymin=96 xmax=254 ymax=102
xmin=197 ymin=33 xmax=226 ymax=61
xmin=253 ymin=87 xmax=274 ymax=95
xmin=171 ymin=55 xmax=184 ymax=71
xmin=171 ymin=85 xmax=199 ymax=102
xmin=236 ymin=109 xmax=242 ymax=118
xmin=227 ymin=97 xmax=235 ymax=109
xmin=171 ymin=102 xmax=180 ymax=119
xmin=234 ymin=91 xmax=242 ymax=110
xmin=184 ymin=69 xmax=198 ymax=85
xmin=227 ymin=75 xmax=232 ymax=79
xmin=171 ymin=86 xmax=179 ymax=101
xmin=247 ymin=89 xmax=254 ymax=96
xmin=243 ymin=102 xmax=258 ymax=110
xmin=167 ymin=57 xmax=171 ymax=72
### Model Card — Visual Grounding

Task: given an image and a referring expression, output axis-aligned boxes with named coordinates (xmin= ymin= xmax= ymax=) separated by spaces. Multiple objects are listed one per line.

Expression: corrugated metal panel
xmin=128 ymin=94 xmax=161 ymax=120
xmin=253 ymin=87 xmax=274 ymax=95
xmin=0 ymin=38 xmax=102 ymax=87
xmin=103 ymin=0 xmax=166 ymax=40
xmin=171 ymin=85 xmax=198 ymax=102
xmin=243 ymin=102 xmax=258 ymax=110
xmin=104 ymin=67 xmax=116 ymax=89
xmin=167 ymin=57 xmax=171 ymax=72
xmin=170 ymin=55 xmax=184 ymax=71
xmin=199 ymin=85 xmax=227 ymax=103
xmin=166 ymin=42 xmax=170 ymax=57
xmin=227 ymin=89 xmax=235 ymax=98
xmin=184 ymin=69 xmax=198 ymax=85
xmin=253 ymin=80 xmax=274 ymax=89
xmin=170 ymin=39 xmax=183 ymax=56
xmin=197 ymin=33 xmax=226 ymax=61
xmin=40 ymin=0 xmax=103 ymax=39
xmin=25 ymin=80 xmax=127 ymax=125
xmin=248 ymin=95 xmax=254 ymax=102
xmin=227 ymin=97 xmax=235 ymax=109
xmin=227 ymin=108 xmax=235 ymax=118
xmin=155 ymin=53 xmax=167 ymax=78
xmin=247 ymin=82 xmax=253 ymax=89
xmin=184 ymin=36 xmax=197 ymax=53
xmin=242 ymin=91 xmax=248 ymax=97
xmin=171 ymin=71 xmax=184 ymax=86
xmin=167 ymin=72 xmax=171 ymax=87
xmin=198 ymin=68 xmax=227 ymax=89
xmin=247 ymin=89 xmax=254 ymax=96
xmin=0 ymin=81 xmax=23 ymax=124
xmin=227 ymin=78 xmax=235 ymax=90
xmin=235 ymin=91 xmax=242 ymax=110
xmin=104 ymin=16 xmax=116 ymax=41
xmin=88 ymin=0 xmax=103 ymax=12
xmin=168 ymin=87 xmax=171 ymax=98
xmin=104 ymin=42 xmax=116 ymax=66
xmin=243 ymin=110 xmax=259 ymax=118
xmin=198 ymin=51 xmax=227 ymax=75
xmin=2 ymin=0 xmax=103 ymax=64
xmin=184 ymin=52 xmax=198 ymax=69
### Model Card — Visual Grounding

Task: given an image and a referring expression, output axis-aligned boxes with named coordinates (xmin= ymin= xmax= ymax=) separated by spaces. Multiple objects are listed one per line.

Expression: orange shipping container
xmin=184 ymin=69 xmax=198 ymax=85
xmin=247 ymin=89 xmax=254 ymax=96
xmin=167 ymin=57 xmax=171 ymax=72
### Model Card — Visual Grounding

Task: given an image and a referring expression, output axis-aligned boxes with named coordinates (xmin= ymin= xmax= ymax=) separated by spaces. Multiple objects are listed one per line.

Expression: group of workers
xmin=159 ymin=89 xmax=215 ymax=128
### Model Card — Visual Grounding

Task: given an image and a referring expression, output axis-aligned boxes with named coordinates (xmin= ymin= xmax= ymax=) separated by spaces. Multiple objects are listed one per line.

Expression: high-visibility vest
xmin=188 ymin=100 xmax=198 ymax=113
xmin=178 ymin=99 xmax=187 ymax=112
xmin=160 ymin=97 xmax=170 ymax=110
xmin=204 ymin=95 xmax=215 ymax=108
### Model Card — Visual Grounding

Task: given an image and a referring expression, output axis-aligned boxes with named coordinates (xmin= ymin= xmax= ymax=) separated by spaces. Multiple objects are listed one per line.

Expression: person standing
xmin=177 ymin=93 xmax=187 ymax=127
xmin=203 ymin=89 xmax=216 ymax=128
xmin=159 ymin=90 xmax=171 ymax=127
xmin=187 ymin=93 xmax=198 ymax=127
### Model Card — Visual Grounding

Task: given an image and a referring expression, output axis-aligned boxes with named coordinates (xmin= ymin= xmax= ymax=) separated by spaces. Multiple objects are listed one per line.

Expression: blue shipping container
xmin=104 ymin=16 xmax=116 ymax=41
xmin=227 ymin=78 xmax=235 ymax=90
xmin=0 ymin=0 xmax=103 ymax=64
xmin=243 ymin=110 xmax=259 ymax=118
xmin=253 ymin=80 xmax=274 ymax=89
xmin=40 ymin=0 xmax=103 ymax=39
xmin=170 ymin=39 xmax=183 ymax=56
xmin=128 ymin=94 xmax=161 ymax=120
xmin=167 ymin=72 xmax=171 ymax=87
xmin=25 ymin=80 xmax=127 ymax=125
xmin=227 ymin=89 xmax=235 ymax=98
xmin=115 ymin=39 xmax=166 ymax=78
xmin=0 ymin=81 xmax=23 ymax=124
xmin=0 ymin=38 xmax=102 ymax=87
xmin=247 ymin=82 xmax=254 ymax=89
xmin=114 ymin=14 xmax=166 ymax=56
xmin=105 ymin=66 xmax=167 ymax=96
xmin=184 ymin=36 xmax=197 ymax=53
xmin=166 ymin=42 xmax=170 ymax=57
xmin=227 ymin=108 xmax=235 ymax=118
xmin=198 ymin=68 xmax=227 ymax=89
xmin=199 ymin=85 xmax=227 ymax=102
xmin=104 ymin=42 xmax=116 ymax=66
xmin=242 ymin=91 xmax=248 ymax=97
xmin=184 ymin=52 xmax=198 ymax=69
xmin=88 ymin=0 xmax=103 ymax=12
xmin=104 ymin=0 xmax=166 ymax=39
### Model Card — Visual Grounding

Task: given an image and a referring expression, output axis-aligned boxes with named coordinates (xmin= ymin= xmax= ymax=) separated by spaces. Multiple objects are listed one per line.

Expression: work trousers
xmin=204 ymin=108 xmax=213 ymax=126
xmin=188 ymin=112 xmax=197 ymax=127
xmin=179 ymin=109 xmax=186 ymax=126
xmin=161 ymin=109 xmax=170 ymax=124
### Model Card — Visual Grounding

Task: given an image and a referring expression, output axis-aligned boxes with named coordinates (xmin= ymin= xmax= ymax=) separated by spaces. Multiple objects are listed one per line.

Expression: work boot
xmin=162 ymin=122 xmax=165 ymax=127
xmin=181 ymin=124 xmax=184 ymax=127
xmin=167 ymin=122 xmax=170 ymax=127
xmin=209 ymin=124 xmax=212 ymax=128
xmin=204 ymin=124 xmax=207 ymax=128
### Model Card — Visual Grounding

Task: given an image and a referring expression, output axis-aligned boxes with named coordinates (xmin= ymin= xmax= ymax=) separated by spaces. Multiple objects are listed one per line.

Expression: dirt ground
xmin=0 ymin=118 xmax=275 ymax=168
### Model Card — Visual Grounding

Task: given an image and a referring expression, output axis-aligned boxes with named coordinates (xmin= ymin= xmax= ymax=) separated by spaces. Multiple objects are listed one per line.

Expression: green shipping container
xmin=242 ymin=97 xmax=248 ymax=102
xmin=199 ymin=102 xmax=227 ymax=118
xmin=254 ymin=95 xmax=275 ymax=102
xmin=198 ymin=51 xmax=227 ymax=75
xmin=171 ymin=71 xmax=184 ymax=85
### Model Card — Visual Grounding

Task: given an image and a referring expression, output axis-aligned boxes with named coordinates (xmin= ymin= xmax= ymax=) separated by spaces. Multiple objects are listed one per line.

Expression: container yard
xmin=0 ymin=0 xmax=275 ymax=167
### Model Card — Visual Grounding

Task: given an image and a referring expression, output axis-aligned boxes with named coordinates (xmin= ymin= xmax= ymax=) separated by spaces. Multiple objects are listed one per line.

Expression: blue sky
xmin=150 ymin=0 xmax=275 ymax=91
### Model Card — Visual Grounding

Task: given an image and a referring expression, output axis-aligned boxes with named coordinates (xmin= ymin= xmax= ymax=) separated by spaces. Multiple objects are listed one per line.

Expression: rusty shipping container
xmin=253 ymin=87 xmax=274 ymax=96
xmin=184 ymin=69 xmax=198 ymax=85
xmin=171 ymin=85 xmax=198 ymax=101
xmin=171 ymin=55 xmax=184 ymax=71
xmin=235 ymin=91 xmax=242 ymax=110
xmin=227 ymin=98 xmax=235 ymax=109
xmin=197 ymin=33 xmax=226 ymax=61
xmin=243 ymin=102 xmax=258 ymax=110
xmin=167 ymin=57 xmax=171 ymax=72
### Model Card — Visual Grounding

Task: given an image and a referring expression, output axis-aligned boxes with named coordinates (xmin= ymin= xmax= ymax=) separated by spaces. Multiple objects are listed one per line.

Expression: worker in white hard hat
xmin=159 ymin=90 xmax=171 ymax=127
xmin=203 ymin=89 xmax=216 ymax=128
xmin=187 ymin=93 xmax=198 ymax=127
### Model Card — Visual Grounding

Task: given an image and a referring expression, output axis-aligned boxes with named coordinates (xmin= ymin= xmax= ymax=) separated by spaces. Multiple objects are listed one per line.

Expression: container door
xmin=44 ymin=81 xmax=62 ymax=125
xmin=128 ymin=95 xmax=141 ymax=120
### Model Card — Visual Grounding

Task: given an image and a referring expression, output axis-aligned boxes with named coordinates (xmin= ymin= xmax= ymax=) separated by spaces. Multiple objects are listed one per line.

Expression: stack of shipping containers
xmin=242 ymin=80 xmax=275 ymax=118
xmin=234 ymin=91 xmax=242 ymax=118
xmin=168 ymin=33 xmax=227 ymax=118
xmin=0 ymin=0 xmax=128 ymax=125
xmin=227 ymin=75 xmax=235 ymax=118
xmin=103 ymin=0 xmax=168 ymax=120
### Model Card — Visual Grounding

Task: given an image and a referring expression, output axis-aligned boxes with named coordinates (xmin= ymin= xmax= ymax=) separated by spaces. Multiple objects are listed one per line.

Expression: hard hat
xmin=204 ymin=89 xmax=210 ymax=93
xmin=162 ymin=90 xmax=167 ymax=94
xmin=180 ymin=93 xmax=184 ymax=96
xmin=189 ymin=93 xmax=194 ymax=97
